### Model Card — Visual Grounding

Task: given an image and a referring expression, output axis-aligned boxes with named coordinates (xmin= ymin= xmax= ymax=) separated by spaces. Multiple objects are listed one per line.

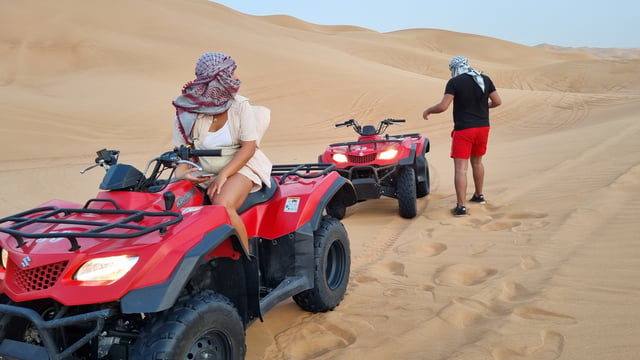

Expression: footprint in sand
xmin=492 ymin=330 xmax=565 ymax=360
xmin=385 ymin=261 xmax=408 ymax=277
xmin=481 ymin=220 xmax=522 ymax=231
xmin=422 ymin=242 xmax=447 ymax=256
xmin=271 ymin=321 xmax=357 ymax=359
xmin=499 ymin=281 xmax=534 ymax=302
xmin=520 ymin=255 xmax=540 ymax=270
xmin=419 ymin=227 xmax=435 ymax=240
xmin=417 ymin=284 xmax=437 ymax=301
xmin=433 ymin=263 xmax=497 ymax=286
xmin=480 ymin=211 xmax=549 ymax=232
xmin=513 ymin=306 xmax=577 ymax=324
xmin=468 ymin=239 xmax=495 ymax=256
xmin=394 ymin=239 xmax=447 ymax=257
xmin=506 ymin=211 xmax=548 ymax=220
xmin=437 ymin=296 xmax=495 ymax=328
xmin=352 ymin=275 xmax=379 ymax=284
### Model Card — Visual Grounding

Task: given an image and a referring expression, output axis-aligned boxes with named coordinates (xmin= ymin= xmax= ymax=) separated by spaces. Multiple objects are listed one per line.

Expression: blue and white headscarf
xmin=449 ymin=56 xmax=485 ymax=92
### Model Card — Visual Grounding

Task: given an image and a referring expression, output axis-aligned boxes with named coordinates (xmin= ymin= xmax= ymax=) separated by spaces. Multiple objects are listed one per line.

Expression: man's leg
xmin=453 ymin=158 xmax=469 ymax=206
xmin=470 ymin=155 xmax=484 ymax=197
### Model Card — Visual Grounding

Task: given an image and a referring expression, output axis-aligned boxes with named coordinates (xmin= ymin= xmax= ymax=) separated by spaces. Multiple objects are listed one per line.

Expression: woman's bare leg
xmin=210 ymin=173 xmax=254 ymax=250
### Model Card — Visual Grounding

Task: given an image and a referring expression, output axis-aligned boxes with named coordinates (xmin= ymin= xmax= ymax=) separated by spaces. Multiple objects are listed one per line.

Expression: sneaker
xmin=452 ymin=204 xmax=467 ymax=216
xmin=469 ymin=194 xmax=486 ymax=204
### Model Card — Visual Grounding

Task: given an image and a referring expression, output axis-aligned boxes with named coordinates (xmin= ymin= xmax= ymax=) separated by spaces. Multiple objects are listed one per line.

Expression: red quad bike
xmin=319 ymin=118 xmax=430 ymax=219
xmin=0 ymin=146 xmax=357 ymax=360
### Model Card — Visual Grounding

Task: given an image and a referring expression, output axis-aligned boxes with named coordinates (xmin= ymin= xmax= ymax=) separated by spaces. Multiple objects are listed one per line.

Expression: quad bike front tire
xmin=293 ymin=215 xmax=351 ymax=312
xmin=132 ymin=290 xmax=246 ymax=360
xmin=397 ymin=166 xmax=417 ymax=218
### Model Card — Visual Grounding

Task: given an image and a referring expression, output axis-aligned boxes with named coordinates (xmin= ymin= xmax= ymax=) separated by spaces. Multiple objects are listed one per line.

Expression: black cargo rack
xmin=0 ymin=203 xmax=182 ymax=251
xmin=271 ymin=163 xmax=336 ymax=185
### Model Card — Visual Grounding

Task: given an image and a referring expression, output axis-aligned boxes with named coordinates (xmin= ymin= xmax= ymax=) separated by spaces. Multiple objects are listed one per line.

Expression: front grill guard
xmin=335 ymin=163 xmax=398 ymax=184
xmin=0 ymin=202 xmax=183 ymax=252
xmin=0 ymin=304 xmax=112 ymax=360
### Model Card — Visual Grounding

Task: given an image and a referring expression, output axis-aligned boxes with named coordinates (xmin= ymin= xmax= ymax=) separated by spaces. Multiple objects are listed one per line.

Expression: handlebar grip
xmin=188 ymin=149 xmax=222 ymax=157
xmin=174 ymin=145 xmax=222 ymax=160
xmin=335 ymin=119 xmax=355 ymax=128
xmin=385 ymin=118 xmax=405 ymax=123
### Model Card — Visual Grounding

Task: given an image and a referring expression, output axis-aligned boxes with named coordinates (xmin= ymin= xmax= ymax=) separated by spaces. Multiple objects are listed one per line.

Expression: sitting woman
xmin=172 ymin=52 xmax=272 ymax=251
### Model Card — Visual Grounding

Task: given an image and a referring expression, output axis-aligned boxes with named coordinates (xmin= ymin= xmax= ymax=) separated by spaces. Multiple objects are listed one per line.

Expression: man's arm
xmin=488 ymin=91 xmax=502 ymax=108
xmin=423 ymin=94 xmax=454 ymax=120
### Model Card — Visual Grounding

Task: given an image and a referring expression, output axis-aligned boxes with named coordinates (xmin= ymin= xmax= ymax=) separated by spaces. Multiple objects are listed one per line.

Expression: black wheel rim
xmin=326 ymin=240 xmax=346 ymax=290
xmin=186 ymin=329 xmax=232 ymax=360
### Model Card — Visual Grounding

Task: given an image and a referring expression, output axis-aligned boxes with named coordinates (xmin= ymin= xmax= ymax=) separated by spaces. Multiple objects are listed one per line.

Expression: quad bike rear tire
xmin=293 ymin=216 xmax=351 ymax=312
xmin=397 ymin=166 xmax=417 ymax=218
xmin=132 ymin=290 xmax=246 ymax=360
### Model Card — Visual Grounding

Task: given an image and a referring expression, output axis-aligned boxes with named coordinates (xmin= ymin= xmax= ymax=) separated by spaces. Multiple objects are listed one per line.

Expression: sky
xmin=211 ymin=0 xmax=639 ymax=49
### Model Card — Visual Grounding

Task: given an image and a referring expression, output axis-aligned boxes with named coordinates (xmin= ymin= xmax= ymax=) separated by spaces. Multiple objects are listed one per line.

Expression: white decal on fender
xmin=284 ymin=197 xmax=300 ymax=213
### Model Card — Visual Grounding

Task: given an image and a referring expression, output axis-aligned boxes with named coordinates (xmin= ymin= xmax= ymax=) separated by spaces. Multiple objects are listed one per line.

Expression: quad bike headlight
xmin=332 ymin=153 xmax=348 ymax=163
xmin=1 ymin=248 xmax=7 ymax=269
xmin=379 ymin=148 xmax=399 ymax=160
xmin=74 ymin=255 xmax=139 ymax=282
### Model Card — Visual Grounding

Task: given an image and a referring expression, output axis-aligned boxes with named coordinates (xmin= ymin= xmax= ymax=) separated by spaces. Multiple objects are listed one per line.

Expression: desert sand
xmin=2 ymin=0 xmax=640 ymax=359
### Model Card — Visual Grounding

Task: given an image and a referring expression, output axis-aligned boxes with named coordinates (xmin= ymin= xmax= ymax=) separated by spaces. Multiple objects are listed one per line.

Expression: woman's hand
xmin=176 ymin=163 xmax=211 ymax=184
xmin=207 ymin=174 xmax=227 ymax=197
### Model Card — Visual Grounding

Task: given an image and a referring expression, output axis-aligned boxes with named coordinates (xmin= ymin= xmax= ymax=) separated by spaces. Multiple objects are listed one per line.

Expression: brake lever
xmin=80 ymin=163 xmax=101 ymax=174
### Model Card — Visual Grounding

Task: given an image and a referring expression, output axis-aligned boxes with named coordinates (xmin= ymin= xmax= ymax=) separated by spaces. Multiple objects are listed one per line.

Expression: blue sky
xmin=211 ymin=0 xmax=639 ymax=48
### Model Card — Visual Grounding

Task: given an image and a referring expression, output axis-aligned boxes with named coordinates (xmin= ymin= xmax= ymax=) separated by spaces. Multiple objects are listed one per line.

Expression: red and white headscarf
xmin=173 ymin=52 xmax=242 ymax=115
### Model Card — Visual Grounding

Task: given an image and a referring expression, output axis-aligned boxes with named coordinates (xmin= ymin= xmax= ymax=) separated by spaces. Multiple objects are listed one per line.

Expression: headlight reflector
xmin=332 ymin=153 xmax=348 ymax=163
xmin=74 ymin=255 xmax=139 ymax=282
xmin=379 ymin=148 xmax=399 ymax=160
xmin=1 ymin=249 xmax=7 ymax=269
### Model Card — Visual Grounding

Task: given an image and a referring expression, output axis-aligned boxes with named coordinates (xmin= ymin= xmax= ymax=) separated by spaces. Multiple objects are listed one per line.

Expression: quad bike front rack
xmin=0 ymin=200 xmax=182 ymax=252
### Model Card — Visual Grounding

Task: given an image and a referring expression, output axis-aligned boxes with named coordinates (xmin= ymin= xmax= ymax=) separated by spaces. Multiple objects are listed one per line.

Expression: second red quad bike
xmin=0 ymin=146 xmax=357 ymax=360
xmin=319 ymin=118 xmax=430 ymax=219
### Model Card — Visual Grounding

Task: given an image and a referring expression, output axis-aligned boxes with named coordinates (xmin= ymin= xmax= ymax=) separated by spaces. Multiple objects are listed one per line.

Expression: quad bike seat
xmin=361 ymin=125 xmax=377 ymax=136
xmin=238 ymin=177 xmax=278 ymax=213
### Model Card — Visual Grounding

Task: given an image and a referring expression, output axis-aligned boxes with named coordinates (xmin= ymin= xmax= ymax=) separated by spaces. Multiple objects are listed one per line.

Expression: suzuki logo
xmin=21 ymin=256 xmax=31 ymax=268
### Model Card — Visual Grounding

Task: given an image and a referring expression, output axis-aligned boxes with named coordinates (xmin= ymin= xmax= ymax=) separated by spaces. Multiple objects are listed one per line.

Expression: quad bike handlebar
xmin=78 ymin=146 xmax=225 ymax=192
xmin=335 ymin=118 xmax=405 ymax=136
xmin=78 ymin=146 xmax=338 ymax=193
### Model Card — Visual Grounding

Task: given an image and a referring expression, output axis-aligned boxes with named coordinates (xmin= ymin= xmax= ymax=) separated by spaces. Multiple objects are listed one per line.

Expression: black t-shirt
xmin=445 ymin=73 xmax=496 ymax=131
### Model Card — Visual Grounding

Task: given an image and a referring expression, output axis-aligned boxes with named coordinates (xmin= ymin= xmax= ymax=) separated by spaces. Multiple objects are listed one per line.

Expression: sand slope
xmin=1 ymin=1 xmax=640 ymax=359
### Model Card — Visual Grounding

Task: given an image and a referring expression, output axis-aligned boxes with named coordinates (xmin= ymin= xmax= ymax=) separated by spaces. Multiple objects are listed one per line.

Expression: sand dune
xmin=1 ymin=0 xmax=640 ymax=359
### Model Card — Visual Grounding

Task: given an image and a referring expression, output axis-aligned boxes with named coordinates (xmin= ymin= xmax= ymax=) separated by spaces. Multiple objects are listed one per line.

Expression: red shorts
xmin=451 ymin=127 xmax=490 ymax=159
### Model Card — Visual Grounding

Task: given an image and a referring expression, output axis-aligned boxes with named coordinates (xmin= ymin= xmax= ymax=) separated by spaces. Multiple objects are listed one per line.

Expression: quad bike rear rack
xmin=328 ymin=133 xmax=423 ymax=149
xmin=271 ymin=163 xmax=336 ymax=185
xmin=0 ymin=198 xmax=182 ymax=251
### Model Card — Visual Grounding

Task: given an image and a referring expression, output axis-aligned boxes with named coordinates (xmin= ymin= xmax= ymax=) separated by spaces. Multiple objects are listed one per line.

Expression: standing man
xmin=422 ymin=56 xmax=502 ymax=216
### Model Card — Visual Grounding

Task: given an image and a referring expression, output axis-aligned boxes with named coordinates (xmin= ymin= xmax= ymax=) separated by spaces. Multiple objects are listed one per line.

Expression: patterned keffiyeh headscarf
xmin=173 ymin=52 xmax=242 ymax=115
xmin=449 ymin=56 xmax=485 ymax=92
